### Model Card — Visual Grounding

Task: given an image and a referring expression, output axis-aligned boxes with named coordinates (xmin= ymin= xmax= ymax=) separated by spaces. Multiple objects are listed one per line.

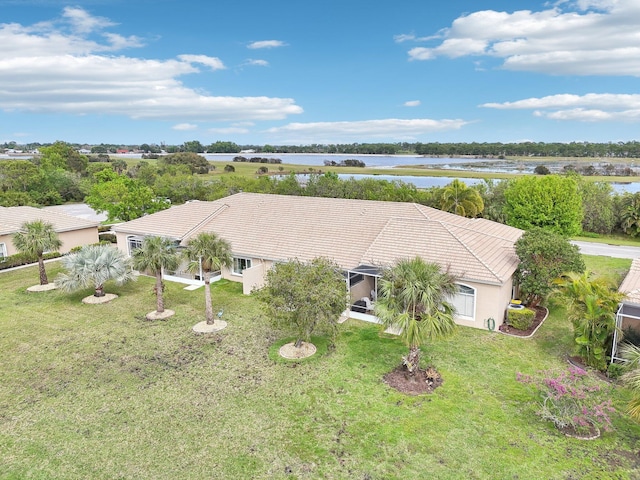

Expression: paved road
xmin=572 ymin=240 xmax=640 ymax=259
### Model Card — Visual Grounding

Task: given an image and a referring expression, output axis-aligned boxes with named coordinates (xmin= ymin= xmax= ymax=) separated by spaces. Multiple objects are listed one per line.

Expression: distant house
xmin=113 ymin=193 xmax=523 ymax=330
xmin=116 ymin=149 xmax=130 ymax=154
xmin=0 ymin=206 xmax=100 ymax=259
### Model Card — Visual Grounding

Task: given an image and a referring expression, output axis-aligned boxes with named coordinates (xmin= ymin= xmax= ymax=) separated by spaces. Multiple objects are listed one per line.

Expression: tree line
xmin=8 ymin=140 xmax=640 ymax=157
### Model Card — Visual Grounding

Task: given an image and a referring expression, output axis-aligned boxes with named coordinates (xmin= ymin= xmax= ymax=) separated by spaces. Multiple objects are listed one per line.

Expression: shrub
xmin=507 ymin=307 xmax=535 ymax=330
xmin=516 ymin=367 xmax=616 ymax=436
xmin=0 ymin=251 xmax=61 ymax=271
xmin=224 ymin=165 xmax=235 ymax=173
xmin=607 ymin=362 xmax=625 ymax=379
xmin=99 ymin=233 xmax=117 ymax=243
xmin=257 ymin=166 xmax=268 ymax=174
xmin=534 ymin=165 xmax=550 ymax=175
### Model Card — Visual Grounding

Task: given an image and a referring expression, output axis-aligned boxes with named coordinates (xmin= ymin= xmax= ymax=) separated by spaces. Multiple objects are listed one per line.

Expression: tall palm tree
xmin=439 ymin=179 xmax=484 ymax=218
xmin=620 ymin=343 xmax=640 ymax=420
xmin=131 ymin=236 xmax=179 ymax=314
xmin=56 ymin=244 xmax=135 ymax=297
xmin=12 ymin=220 xmax=62 ymax=285
xmin=374 ymin=257 xmax=458 ymax=376
xmin=183 ymin=232 xmax=232 ymax=325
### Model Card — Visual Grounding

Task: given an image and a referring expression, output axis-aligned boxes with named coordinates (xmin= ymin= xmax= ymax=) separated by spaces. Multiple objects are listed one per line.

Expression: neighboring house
xmin=614 ymin=258 xmax=640 ymax=361
xmin=113 ymin=193 xmax=523 ymax=330
xmin=0 ymin=206 xmax=100 ymax=258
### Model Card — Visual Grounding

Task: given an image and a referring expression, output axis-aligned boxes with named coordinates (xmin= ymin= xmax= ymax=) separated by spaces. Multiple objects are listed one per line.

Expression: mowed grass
xmin=2 ymin=264 xmax=640 ymax=479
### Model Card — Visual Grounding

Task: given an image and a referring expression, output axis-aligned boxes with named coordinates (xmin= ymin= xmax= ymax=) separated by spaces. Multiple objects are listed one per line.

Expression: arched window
xmin=452 ymin=284 xmax=476 ymax=319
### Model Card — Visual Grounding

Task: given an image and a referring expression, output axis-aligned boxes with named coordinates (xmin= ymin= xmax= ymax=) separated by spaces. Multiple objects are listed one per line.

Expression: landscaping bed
xmin=499 ymin=306 xmax=548 ymax=337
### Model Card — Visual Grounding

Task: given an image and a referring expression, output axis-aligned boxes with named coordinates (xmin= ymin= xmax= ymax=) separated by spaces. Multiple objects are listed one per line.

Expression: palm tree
xmin=183 ymin=232 xmax=232 ymax=325
xmin=374 ymin=257 xmax=458 ymax=376
xmin=439 ymin=179 xmax=484 ymax=218
xmin=56 ymin=244 xmax=135 ymax=297
xmin=619 ymin=192 xmax=640 ymax=237
xmin=620 ymin=343 xmax=640 ymax=420
xmin=12 ymin=220 xmax=62 ymax=285
xmin=131 ymin=236 xmax=179 ymax=314
xmin=556 ymin=272 xmax=624 ymax=370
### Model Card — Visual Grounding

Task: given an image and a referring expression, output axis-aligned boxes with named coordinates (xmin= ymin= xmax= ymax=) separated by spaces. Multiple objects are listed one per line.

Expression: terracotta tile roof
xmin=0 ymin=206 xmax=98 ymax=235
xmin=114 ymin=193 xmax=523 ymax=285
xmin=619 ymin=258 xmax=640 ymax=304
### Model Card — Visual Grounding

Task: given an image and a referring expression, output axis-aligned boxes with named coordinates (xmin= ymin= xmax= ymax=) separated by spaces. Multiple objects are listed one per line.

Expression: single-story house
xmin=113 ymin=193 xmax=524 ymax=330
xmin=0 ymin=206 xmax=100 ymax=258
xmin=613 ymin=258 xmax=640 ymax=361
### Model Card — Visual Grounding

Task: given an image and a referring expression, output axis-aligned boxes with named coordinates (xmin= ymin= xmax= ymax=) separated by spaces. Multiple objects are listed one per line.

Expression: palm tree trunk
xmin=94 ymin=284 xmax=105 ymax=297
xmin=405 ymin=346 xmax=420 ymax=377
xmin=155 ymin=271 xmax=165 ymax=313
xmin=37 ymin=255 xmax=48 ymax=285
xmin=204 ymin=272 xmax=214 ymax=324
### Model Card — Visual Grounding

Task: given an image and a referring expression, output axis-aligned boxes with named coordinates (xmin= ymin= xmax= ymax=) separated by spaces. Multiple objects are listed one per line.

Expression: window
xmin=0 ymin=243 xmax=7 ymax=261
xmin=127 ymin=236 xmax=143 ymax=256
xmin=452 ymin=284 xmax=475 ymax=319
xmin=349 ymin=271 xmax=364 ymax=286
xmin=232 ymin=257 xmax=252 ymax=275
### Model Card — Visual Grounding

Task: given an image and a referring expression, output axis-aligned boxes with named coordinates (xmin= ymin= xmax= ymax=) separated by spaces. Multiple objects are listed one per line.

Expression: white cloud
xmin=0 ymin=9 xmax=303 ymax=122
xmin=62 ymin=6 xmax=115 ymax=34
xmin=266 ymin=118 xmax=468 ymax=143
xmin=406 ymin=0 xmax=640 ymax=76
xmin=177 ymin=54 xmax=225 ymax=71
xmin=482 ymin=93 xmax=640 ymax=122
xmin=403 ymin=100 xmax=421 ymax=107
xmin=247 ymin=40 xmax=286 ymax=49
xmin=394 ymin=33 xmax=440 ymax=43
xmin=172 ymin=123 xmax=198 ymax=131
xmin=244 ymin=59 xmax=269 ymax=67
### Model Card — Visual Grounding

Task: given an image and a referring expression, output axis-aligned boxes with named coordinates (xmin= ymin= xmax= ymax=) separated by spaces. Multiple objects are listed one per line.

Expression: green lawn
xmin=1 ymin=264 xmax=640 ymax=479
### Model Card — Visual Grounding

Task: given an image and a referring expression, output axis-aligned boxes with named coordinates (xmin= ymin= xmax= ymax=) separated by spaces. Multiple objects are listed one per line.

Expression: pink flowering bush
xmin=516 ymin=366 xmax=616 ymax=436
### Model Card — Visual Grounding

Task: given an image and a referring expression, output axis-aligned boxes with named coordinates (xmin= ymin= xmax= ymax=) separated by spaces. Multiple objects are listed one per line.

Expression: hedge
xmin=507 ymin=307 xmax=535 ymax=330
xmin=0 ymin=251 xmax=62 ymax=271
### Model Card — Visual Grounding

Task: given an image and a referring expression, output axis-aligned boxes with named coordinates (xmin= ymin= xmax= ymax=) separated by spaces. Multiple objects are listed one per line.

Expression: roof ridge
xmin=438 ymin=221 xmax=504 ymax=283
xmin=359 ymin=217 xmax=395 ymax=265
xmin=181 ymin=203 xmax=230 ymax=240
xmin=412 ymin=207 xmax=504 ymax=282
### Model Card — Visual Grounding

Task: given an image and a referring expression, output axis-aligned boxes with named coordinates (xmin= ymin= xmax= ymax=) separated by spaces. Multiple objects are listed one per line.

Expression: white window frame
xmin=452 ymin=283 xmax=476 ymax=320
xmin=0 ymin=242 xmax=7 ymax=260
xmin=127 ymin=235 xmax=144 ymax=256
xmin=232 ymin=257 xmax=252 ymax=276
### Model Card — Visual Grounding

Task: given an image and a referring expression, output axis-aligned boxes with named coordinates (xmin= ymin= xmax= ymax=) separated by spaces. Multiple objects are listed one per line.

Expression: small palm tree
xmin=556 ymin=272 xmax=624 ymax=370
xmin=374 ymin=257 xmax=458 ymax=376
xmin=439 ymin=179 xmax=484 ymax=218
xmin=131 ymin=236 xmax=179 ymax=314
xmin=183 ymin=232 xmax=232 ymax=325
xmin=12 ymin=220 xmax=62 ymax=285
xmin=56 ymin=244 xmax=135 ymax=297
xmin=620 ymin=343 xmax=640 ymax=420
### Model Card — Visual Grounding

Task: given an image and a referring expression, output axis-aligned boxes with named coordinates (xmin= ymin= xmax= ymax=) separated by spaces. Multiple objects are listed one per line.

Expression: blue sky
xmin=1 ymin=0 xmax=639 ymax=146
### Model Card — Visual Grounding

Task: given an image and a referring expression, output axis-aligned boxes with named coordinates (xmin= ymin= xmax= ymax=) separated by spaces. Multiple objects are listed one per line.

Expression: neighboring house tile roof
xmin=0 ymin=206 xmax=99 ymax=235
xmin=113 ymin=193 xmax=523 ymax=285
xmin=619 ymin=258 xmax=640 ymax=305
